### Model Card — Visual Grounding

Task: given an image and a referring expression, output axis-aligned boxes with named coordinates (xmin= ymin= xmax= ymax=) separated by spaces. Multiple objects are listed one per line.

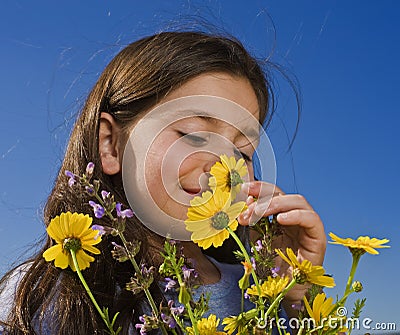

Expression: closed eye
xmin=234 ymin=148 xmax=252 ymax=162
xmin=178 ymin=131 xmax=209 ymax=147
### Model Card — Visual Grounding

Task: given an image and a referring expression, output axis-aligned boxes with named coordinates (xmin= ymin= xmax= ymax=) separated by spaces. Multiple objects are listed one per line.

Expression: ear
xmin=99 ymin=112 xmax=123 ymax=175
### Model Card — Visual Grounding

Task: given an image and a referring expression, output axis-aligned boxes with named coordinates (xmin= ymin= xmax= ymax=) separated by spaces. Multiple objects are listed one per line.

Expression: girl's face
xmin=122 ymin=73 xmax=261 ymax=240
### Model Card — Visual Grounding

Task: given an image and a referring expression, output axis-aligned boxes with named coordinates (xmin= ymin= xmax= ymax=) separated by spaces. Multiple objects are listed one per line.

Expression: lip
xmin=183 ymin=188 xmax=201 ymax=196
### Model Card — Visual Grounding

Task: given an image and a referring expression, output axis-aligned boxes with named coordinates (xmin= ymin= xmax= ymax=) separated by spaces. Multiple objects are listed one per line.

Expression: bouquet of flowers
xmin=43 ymin=157 xmax=390 ymax=335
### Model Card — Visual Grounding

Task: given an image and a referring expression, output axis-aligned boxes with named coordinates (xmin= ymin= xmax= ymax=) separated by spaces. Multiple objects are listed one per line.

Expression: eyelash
xmin=178 ymin=131 xmax=208 ymax=146
xmin=178 ymin=131 xmax=252 ymax=162
xmin=234 ymin=148 xmax=252 ymax=162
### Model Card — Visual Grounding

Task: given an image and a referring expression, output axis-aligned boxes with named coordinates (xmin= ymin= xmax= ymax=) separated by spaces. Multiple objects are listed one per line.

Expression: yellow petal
xmin=286 ymin=248 xmax=300 ymax=267
xmin=76 ymin=249 xmax=94 ymax=271
xmin=303 ymin=296 xmax=314 ymax=319
xmin=54 ymin=251 xmax=70 ymax=269
xmin=73 ymin=213 xmax=92 ymax=238
xmin=226 ymin=201 xmax=247 ymax=220
xmin=82 ymin=244 xmax=101 ymax=255
xmin=47 ymin=216 xmax=65 ymax=243
xmin=311 ymin=275 xmax=335 ymax=288
xmin=43 ymin=244 xmax=63 ymax=262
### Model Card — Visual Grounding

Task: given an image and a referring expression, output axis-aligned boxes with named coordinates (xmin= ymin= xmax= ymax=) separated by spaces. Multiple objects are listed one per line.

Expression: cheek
xmin=247 ymin=163 xmax=255 ymax=181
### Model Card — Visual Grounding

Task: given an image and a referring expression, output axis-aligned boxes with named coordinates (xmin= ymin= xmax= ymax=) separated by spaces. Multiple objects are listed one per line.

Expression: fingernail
xmin=277 ymin=212 xmax=288 ymax=220
xmin=242 ymin=209 xmax=250 ymax=220
xmin=246 ymin=196 xmax=254 ymax=205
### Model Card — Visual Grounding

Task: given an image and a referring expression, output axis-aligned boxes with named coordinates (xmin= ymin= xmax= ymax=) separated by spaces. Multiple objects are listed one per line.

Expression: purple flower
xmin=116 ymin=203 xmax=134 ymax=218
xmin=101 ymin=190 xmax=110 ymax=201
xmin=85 ymin=186 xmax=94 ymax=195
xmin=161 ymin=313 xmax=176 ymax=329
xmin=135 ymin=323 xmax=147 ymax=335
xmin=89 ymin=201 xmax=105 ymax=218
xmin=291 ymin=302 xmax=303 ymax=311
xmin=164 ymin=278 xmax=177 ymax=292
xmin=65 ymin=171 xmax=76 ymax=187
xmin=182 ymin=265 xmax=197 ymax=281
xmin=91 ymin=225 xmax=106 ymax=240
xmin=86 ymin=162 xmax=95 ymax=176
xmin=251 ymin=257 xmax=256 ymax=270
xmin=251 ymin=240 xmax=263 ymax=253
xmin=271 ymin=266 xmax=280 ymax=278
xmin=168 ymin=300 xmax=184 ymax=316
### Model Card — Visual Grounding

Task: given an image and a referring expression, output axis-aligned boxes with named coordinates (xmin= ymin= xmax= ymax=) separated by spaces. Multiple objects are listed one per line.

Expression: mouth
xmin=183 ymin=188 xmax=202 ymax=196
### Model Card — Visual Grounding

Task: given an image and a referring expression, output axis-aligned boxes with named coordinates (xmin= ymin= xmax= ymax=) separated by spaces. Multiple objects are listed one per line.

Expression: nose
xmin=203 ymin=152 xmax=221 ymax=173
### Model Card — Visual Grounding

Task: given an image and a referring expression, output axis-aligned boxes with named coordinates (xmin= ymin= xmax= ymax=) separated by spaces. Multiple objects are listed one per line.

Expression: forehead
xmin=162 ymin=72 xmax=260 ymax=121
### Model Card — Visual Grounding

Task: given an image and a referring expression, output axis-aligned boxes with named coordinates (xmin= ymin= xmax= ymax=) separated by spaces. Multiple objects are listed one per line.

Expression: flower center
xmin=211 ymin=211 xmax=230 ymax=230
xmin=63 ymin=237 xmax=82 ymax=252
xmin=229 ymin=170 xmax=243 ymax=188
xmin=293 ymin=268 xmax=307 ymax=285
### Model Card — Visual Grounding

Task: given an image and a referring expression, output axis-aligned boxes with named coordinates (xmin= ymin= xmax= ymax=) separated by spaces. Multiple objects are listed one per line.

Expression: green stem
xmin=225 ymin=227 xmax=266 ymax=323
xmin=343 ymin=254 xmax=361 ymax=304
xmin=119 ymin=232 xmax=168 ymax=335
xmin=241 ymin=288 xmax=245 ymax=313
xmin=173 ymin=264 xmax=199 ymax=335
xmin=94 ymin=193 xmax=168 ymax=335
xmin=70 ymin=249 xmax=117 ymax=334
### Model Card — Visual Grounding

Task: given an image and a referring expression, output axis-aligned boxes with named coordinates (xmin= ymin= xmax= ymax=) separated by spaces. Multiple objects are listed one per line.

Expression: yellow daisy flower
xmin=303 ymin=293 xmax=335 ymax=325
xmin=246 ymin=275 xmax=289 ymax=300
xmin=186 ymin=314 xmax=227 ymax=335
xmin=329 ymin=232 xmax=390 ymax=255
xmin=275 ymin=248 xmax=335 ymax=288
xmin=303 ymin=293 xmax=346 ymax=332
xmin=43 ymin=212 xmax=101 ymax=271
xmin=185 ymin=188 xmax=246 ymax=249
xmin=209 ymin=154 xmax=248 ymax=199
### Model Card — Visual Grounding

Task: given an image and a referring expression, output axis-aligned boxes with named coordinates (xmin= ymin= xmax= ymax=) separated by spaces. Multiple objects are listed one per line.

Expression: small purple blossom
xmin=168 ymin=300 xmax=184 ymax=316
xmin=251 ymin=257 xmax=256 ymax=270
xmin=91 ymin=225 xmax=106 ymax=240
xmin=85 ymin=186 xmax=94 ymax=195
xmin=271 ymin=266 xmax=280 ymax=278
xmin=161 ymin=313 xmax=176 ymax=329
xmin=135 ymin=322 xmax=147 ymax=335
xmin=116 ymin=202 xmax=134 ymax=218
xmin=164 ymin=278 xmax=177 ymax=292
xmin=140 ymin=264 xmax=155 ymax=277
xmin=65 ymin=171 xmax=76 ymax=187
xmin=86 ymin=162 xmax=95 ymax=176
xmin=251 ymin=240 xmax=263 ymax=253
xmin=89 ymin=200 xmax=105 ymax=218
xmin=101 ymin=190 xmax=110 ymax=200
xmin=291 ymin=302 xmax=303 ymax=311
xmin=182 ymin=265 xmax=197 ymax=281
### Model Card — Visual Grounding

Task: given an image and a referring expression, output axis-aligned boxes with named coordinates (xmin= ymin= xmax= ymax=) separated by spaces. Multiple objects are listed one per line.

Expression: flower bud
xmin=352 ymin=281 xmax=363 ymax=293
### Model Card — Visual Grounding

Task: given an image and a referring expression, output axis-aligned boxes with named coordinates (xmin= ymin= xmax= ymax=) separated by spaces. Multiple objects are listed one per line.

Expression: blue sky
xmin=0 ymin=1 xmax=399 ymax=332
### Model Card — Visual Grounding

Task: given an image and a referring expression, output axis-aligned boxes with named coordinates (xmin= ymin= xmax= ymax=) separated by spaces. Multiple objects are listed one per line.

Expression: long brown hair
xmin=0 ymin=31 xmax=277 ymax=334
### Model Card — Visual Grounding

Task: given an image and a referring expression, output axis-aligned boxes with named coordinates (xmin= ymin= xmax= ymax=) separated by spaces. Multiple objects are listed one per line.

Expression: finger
xmin=277 ymin=210 xmax=326 ymax=264
xmin=254 ymin=194 xmax=313 ymax=217
xmin=277 ymin=209 xmax=325 ymax=243
xmin=241 ymin=181 xmax=285 ymax=199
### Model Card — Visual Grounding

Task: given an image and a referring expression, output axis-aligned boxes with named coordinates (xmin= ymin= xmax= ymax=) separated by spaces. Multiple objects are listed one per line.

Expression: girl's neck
xmin=180 ymin=241 xmax=221 ymax=285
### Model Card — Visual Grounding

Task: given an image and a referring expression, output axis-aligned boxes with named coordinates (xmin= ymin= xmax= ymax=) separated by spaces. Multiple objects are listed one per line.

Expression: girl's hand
xmin=238 ymin=181 xmax=327 ymax=316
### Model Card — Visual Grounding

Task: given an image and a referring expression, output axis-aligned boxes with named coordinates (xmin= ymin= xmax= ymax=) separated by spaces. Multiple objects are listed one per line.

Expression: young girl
xmin=0 ymin=31 xmax=326 ymax=334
